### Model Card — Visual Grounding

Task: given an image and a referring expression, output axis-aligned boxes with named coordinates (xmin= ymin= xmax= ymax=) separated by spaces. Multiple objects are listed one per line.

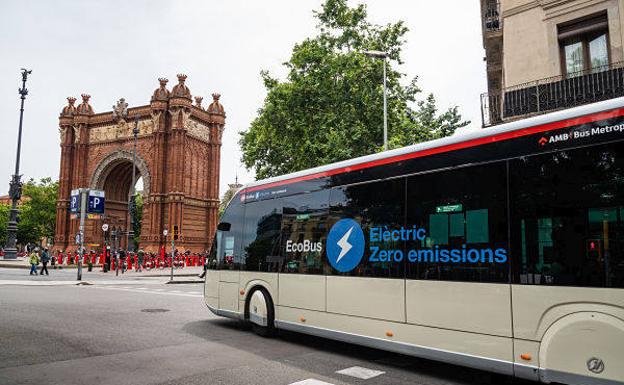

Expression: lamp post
xmin=362 ymin=50 xmax=388 ymax=151
xmin=127 ymin=116 xmax=139 ymax=252
xmin=4 ymin=69 xmax=32 ymax=260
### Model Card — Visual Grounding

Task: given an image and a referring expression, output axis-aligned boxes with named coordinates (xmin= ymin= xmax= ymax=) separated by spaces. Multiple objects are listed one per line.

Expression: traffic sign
xmin=88 ymin=190 xmax=105 ymax=214
xmin=163 ymin=229 xmax=168 ymax=236
xmin=102 ymin=224 xmax=109 ymax=232
xmin=70 ymin=189 xmax=80 ymax=213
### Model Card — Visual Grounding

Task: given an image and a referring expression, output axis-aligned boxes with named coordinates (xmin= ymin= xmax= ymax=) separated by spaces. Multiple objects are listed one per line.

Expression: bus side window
xmin=216 ymin=198 xmax=245 ymax=270
xmin=281 ymin=190 xmax=329 ymax=275
xmin=240 ymin=199 xmax=282 ymax=273
xmin=405 ymin=162 xmax=509 ymax=283
xmin=328 ymin=178 xmax=406 ymax=279
xmin=511 ymin=142 xmax=624 ymax=288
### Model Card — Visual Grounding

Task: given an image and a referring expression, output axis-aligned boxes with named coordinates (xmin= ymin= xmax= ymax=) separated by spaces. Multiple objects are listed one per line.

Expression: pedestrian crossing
xmin=288 ymin=365 xmax=386 ymax=385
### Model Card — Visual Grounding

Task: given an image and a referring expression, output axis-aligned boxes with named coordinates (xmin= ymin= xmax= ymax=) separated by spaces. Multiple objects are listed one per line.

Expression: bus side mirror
xmin=217 ymin=222 xmax=231 ymax=231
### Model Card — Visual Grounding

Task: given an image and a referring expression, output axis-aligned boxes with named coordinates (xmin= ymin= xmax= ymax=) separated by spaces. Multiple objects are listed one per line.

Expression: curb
xmin=165 ymin=280 xmax=204 ymax=284
xmin=0 ymin=263 xmax=29 ymax=269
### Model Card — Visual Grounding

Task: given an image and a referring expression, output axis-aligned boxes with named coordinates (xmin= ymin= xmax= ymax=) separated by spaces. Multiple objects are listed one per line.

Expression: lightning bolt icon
xmin=336 ymin=226 xmax=354 ymax=262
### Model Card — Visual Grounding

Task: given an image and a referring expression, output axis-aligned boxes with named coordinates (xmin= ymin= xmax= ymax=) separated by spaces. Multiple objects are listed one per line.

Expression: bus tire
xmin=247 ymin=287 xmax=275 ymax=338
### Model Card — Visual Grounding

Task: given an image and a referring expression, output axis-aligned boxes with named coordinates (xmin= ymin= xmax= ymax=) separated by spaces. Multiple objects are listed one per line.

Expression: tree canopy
xmin=18 ymin=177 xmax=58 ymax=246
xmin=239 ymin=0 xmax=469 ymax=179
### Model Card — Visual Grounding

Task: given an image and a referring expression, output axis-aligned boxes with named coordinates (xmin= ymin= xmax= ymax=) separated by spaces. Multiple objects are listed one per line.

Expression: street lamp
xmin=362 ymin=50 xmax=389 ymax=151
xmin=127 ymin=115 xmax=139 ymax=252
xmin=3 ymin=68 xmax=32 ymax=260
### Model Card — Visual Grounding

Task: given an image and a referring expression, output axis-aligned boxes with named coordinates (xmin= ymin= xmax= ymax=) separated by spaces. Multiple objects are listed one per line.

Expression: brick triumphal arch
xmin=53 ymin=75 xmax=225 ymax=253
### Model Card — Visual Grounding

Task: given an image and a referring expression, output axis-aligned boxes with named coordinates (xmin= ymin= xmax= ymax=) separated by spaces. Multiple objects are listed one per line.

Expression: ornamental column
xmin=54 ymin=97 xmax=77 ymax=251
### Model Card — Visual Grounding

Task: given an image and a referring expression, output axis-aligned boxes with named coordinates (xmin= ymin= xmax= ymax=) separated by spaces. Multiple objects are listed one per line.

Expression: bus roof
xmin=241 ymin=97 xmax=624 ymax=193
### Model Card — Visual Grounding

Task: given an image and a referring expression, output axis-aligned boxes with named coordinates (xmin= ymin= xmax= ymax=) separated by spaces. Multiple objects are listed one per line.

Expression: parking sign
xmin=88 ymin=190 xmax=105 ymax=214
xmin=70 ymin=189 xmax=80 ymax=213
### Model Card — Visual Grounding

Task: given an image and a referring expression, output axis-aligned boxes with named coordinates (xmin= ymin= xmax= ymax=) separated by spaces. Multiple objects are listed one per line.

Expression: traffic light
xmin=586 ymin=239 xmax=602 ymax=259
xmin=173 ymin=225 xmax=179 ymax=241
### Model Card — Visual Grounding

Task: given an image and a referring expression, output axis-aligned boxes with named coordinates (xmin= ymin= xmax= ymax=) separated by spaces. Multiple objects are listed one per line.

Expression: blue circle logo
xmin=326 ymin=218 xmax=365 ymax=272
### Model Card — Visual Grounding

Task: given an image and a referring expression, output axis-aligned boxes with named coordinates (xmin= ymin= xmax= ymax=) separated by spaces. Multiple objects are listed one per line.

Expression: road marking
xmin=94 ymin=286 xmax=202 ymax=298
xmin=336 ymin=366 xmax=385 ymax=380
xmin=0 ymin=280 xmax=78 ymax=286
xmin=289 ymin=380 xmax=335 ymax=385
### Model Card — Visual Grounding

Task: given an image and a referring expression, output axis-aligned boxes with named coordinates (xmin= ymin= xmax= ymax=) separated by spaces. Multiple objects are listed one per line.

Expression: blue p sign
xmin=88 ymin=190 xmax=105 ymax=214
xmin=70 ymin=190 xmax=80 ymax=213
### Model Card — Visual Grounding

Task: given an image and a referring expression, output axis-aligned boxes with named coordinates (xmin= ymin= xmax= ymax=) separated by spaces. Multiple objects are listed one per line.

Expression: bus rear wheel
xmin=247 ymin=288 xmax=275 ymax=337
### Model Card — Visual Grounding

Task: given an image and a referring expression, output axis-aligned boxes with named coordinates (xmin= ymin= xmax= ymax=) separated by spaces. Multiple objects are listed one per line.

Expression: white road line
xmin=336 ymin=366 xmax=385 ymax=380
xmin=289 ymin=380 xmax=335 ymax=385
xmin=94 ymin=286 xmax=202 ymax=298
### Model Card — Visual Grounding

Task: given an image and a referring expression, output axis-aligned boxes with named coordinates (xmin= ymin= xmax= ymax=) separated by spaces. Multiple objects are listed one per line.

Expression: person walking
xmin=104 ymin=246 xmax=111 ymax=272
xmin=136 ymin=249 xmax=144 ymax=272
xmin=28 ymin=248 xmax=40 ymax=275
xmin=119 ymin=249 xmax=127 ymax=274
xmin=39 ymin=248 xmax=50 ymax=275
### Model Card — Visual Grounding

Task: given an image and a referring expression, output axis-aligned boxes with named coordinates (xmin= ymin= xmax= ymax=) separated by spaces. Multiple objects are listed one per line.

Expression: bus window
xmin=215 ymin=198 xmax=245 ymax=270
xmin=405 ymin=162 xmax=509 ymax=283
xmin=328 ymin=178 xmax=406 ymax=278
xmin=511 ymin=142 xmax=624 ymax=288
xmin=241 ymin=199 xmax=282 ymax=272
xmin=281 ymin=190 xmax=329 ymax=275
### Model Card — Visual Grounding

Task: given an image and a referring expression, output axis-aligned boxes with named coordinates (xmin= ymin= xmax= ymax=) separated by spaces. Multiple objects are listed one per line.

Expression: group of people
xmin=26 ymin=247 xmax=209 ymax=276
xmin=28 ymin=248 xmax=51 ymax=275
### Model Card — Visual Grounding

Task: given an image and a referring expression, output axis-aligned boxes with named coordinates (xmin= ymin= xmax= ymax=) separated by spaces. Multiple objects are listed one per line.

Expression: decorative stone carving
xmin=59 ymin=126 xmax=68 ymax=142
xmin=150 ymin=111 xmax=162 ymax=133
xmin=186 ymin=118 xmax=210 ymax=142
xmin=112 ymin=98 xmax=129 ymax=121
xmin=73 ymin=125 xmax=81 ymax=143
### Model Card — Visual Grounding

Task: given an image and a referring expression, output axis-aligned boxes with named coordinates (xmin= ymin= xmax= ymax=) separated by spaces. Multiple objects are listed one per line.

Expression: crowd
xmin=26 ymin=247 xmax=209 ymax=276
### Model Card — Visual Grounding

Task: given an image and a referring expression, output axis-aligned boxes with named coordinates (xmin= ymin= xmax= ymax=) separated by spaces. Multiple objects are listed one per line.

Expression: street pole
xmin=127 ymin=116 xmax=139 ymax=252
xmin=170 ymin=232 xmax=174 ymax=282
xmin=77 ymin=189 xmax=87 ymax=281
xmin=382 ymin=56 xmax=388 ymax=151
xmin=4 ymin=68 xmax=32 ymax=260
xmin=114 ymin=230 xmax=119 ymax=277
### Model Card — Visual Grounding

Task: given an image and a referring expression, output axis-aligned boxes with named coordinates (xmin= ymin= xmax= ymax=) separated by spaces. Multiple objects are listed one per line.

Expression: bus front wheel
xmin=247 ymin=287 xmax=275 ymax=337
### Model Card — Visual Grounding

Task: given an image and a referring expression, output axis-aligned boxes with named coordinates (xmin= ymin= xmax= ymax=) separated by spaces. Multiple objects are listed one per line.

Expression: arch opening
xmin=88 ymin=151 xmax=151 ymax=252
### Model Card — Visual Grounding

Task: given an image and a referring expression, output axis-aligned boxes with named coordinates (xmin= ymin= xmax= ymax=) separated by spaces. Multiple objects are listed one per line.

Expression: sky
xmin=0 ymin=0 xmax=486 ymax=198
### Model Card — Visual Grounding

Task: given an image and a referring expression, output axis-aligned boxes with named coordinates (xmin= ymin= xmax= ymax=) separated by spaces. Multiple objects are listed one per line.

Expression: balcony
xmin=481 ymin=62 xmax=624 ymax=127
xmin=483 ymin=1 xmax=501 ymax=32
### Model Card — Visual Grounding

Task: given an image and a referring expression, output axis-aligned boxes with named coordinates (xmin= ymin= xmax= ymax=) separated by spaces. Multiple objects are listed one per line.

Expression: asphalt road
xmin=0 ymin=268 xmax=529 ymax=385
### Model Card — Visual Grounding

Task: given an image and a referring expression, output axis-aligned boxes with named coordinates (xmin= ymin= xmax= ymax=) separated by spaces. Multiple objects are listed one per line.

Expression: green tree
xmin=133 ymin=192 xmax=143 ymax=245
xmin=0 ymin=204 xmax=9 ymax=246
xmin=240 ymin=0 xmax=468 ymax=179
xmin=17 ymin=178 xmax=58 ymax=246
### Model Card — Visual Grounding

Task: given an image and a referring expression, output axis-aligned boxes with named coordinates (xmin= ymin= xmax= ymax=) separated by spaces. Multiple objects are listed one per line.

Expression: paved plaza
xmin=0 ymin=267 xmax=531 ymax=385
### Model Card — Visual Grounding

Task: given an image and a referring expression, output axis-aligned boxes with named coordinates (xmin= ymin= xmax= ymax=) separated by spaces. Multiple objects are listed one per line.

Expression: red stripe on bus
xmin=244 ymin=107 xmax=624 ymax=193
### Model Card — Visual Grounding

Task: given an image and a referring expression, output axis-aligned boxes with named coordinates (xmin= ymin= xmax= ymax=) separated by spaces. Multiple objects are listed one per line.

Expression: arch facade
xmin=53 ymin=75 xmax=225 ymax=253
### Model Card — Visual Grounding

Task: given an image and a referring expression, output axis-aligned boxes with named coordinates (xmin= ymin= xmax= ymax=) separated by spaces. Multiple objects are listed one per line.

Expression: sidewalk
xmin=0 ymin=257 xmax=202 ymax=277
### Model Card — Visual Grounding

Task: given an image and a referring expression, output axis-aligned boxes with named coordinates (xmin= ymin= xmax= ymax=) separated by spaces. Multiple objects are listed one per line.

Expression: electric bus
xmin=205 ymin=98 xmax=624 ymax=385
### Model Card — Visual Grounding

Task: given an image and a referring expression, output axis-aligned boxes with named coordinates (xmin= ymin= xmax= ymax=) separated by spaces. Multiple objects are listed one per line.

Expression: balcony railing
xmin=481 ymin=62 xmax=624 ymax=127
xmin=484 ymin=1 xmax=501 ymax=32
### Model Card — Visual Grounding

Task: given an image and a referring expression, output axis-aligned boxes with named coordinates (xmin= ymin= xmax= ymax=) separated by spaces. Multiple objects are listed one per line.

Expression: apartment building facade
xmin=481 ymin=0 xmax=624 ymax=126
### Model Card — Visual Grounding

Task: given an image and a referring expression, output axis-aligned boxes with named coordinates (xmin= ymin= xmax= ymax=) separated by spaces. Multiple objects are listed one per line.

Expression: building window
xmin=559 ymin=12 xmax=609 ymax=76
